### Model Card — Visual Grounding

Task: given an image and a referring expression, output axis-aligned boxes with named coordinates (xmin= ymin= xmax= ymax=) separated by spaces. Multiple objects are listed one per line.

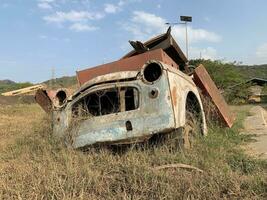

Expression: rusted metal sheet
xmin=193 ymin=65 xmax=235 ymax=128
xmin=122 ymin=27 xmax=188 ymax=67
xmin=76 ymin=48 xmax=179 ymax=86
xmin=35 ymin=88 xmax=72 ymax=113
xmin=35 ymin=89 xmax=53 ymax=113
xmin=48 ymin=88 xmax=70 ymax=107
xmin=77 ymin=49 xmax=179 ymax=85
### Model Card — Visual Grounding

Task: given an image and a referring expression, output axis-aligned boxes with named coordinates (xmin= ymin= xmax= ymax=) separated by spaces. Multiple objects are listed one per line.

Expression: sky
xmin=0 ymin=0 xmax=267 ymax=83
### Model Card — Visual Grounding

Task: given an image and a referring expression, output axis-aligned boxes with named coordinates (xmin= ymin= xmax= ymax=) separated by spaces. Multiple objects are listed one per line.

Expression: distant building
xmin=228 ymin=78 xmax=267 ymax=103
xmin=243 ymin=78 xmax=267 ymax=103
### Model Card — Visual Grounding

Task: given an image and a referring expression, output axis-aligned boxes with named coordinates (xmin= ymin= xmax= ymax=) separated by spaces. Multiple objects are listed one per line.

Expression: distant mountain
xmin=0 ymin=79 xmax=16 ymax=85
xmin=43 ymin=76 xmax=78 ymax=89
xmin=0 ymin=75 xmax=78 ymax=94
xmin=0 ymin=80 xmax=33 ymax=94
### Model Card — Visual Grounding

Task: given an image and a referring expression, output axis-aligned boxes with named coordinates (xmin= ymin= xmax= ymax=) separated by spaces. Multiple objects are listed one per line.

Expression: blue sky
xmin=0 ymin=0 xmax=267 ymax=83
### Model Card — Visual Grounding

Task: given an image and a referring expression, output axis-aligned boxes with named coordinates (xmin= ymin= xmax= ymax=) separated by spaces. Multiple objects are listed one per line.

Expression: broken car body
xmin=36 ymin=28 xmax=228 ymax=149
xmin=52 ymin=60 xmax=207 ymax=148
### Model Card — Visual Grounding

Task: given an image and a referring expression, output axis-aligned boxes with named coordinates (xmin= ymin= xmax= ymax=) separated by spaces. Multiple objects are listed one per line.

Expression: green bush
xmin=190 ymin=59 xmax=245 ymax=90
xmin=224 ymin=83 xmax=253 ymax=104
xmin=189 ymin=59 xmax=258 ymax=104
xmin=0 ymin=82 xmax=33 ymax=94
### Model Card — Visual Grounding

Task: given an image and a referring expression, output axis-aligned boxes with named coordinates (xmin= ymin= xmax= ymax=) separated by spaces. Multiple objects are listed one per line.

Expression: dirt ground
xmin=241 ymin=105 xmax=267 ymax=159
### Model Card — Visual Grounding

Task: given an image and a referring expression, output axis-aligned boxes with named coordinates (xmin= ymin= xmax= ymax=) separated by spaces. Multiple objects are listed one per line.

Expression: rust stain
xmin=172 ymin=86 xmax=177 ymax=107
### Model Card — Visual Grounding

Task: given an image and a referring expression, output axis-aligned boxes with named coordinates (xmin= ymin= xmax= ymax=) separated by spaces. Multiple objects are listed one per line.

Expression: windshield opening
xmin=72 ymin=87 xmax=139 ymax=118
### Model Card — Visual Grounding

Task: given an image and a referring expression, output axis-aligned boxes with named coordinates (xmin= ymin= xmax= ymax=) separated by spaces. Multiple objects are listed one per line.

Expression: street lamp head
xmin=180 ymin=16 xmax=192 ymax=22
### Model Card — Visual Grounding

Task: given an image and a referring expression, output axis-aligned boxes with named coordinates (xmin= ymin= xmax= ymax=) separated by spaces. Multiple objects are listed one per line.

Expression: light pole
xmin=180 ymin=16 xmax=192 ymax=60
xmin=165 ymin=15 xmax=192 ymax=60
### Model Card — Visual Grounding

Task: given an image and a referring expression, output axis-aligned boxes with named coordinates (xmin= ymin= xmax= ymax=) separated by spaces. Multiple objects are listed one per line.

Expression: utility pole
xmin=180 ymin=16 xmax=192 ymax=60
xmin=50 ymin=67 xmax=55 ymax=89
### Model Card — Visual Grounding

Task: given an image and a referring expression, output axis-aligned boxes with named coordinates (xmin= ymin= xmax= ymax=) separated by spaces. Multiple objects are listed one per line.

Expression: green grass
xmin=0 ymin=104 xmax=266 ymax=199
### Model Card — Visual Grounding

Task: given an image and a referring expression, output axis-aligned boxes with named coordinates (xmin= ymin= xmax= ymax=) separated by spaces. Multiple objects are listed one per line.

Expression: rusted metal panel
xmin=35 ymin=88 xmax=72 ymax=113
xmin=193 ymin=65 xmax=235 ymax=128
xmin=166 ymin=65 xmax=207 ymax=134
xmin=122 ymin=27 xmax=188 ymax=66
xmin=35 ymin=89 xmax=53 ymax=113
xmin=76 ymin=48 xmax=178 ymax=86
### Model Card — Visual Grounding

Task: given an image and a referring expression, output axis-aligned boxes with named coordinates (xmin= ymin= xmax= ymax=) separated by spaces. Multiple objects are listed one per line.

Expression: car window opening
xmin=72 ymin=87 xmax=139 ymax=118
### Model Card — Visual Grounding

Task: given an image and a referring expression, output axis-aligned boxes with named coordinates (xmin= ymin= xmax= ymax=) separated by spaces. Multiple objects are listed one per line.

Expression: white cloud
xmin=40 ymin=0 xmax=55 ymax=2
xmin=118 ymin=0 xmax=142 ymax=7
xmin=190 ymin=47 xmax=218 ymax=60
xmin=157 ymin=4 xmax=161 ymax=9
xmin=43 ymin=10 xmax=104 ymax=24
xmin=38 ymin=0 xmax=55 ymax=10
xmin=104 ymin=3 xmax=120 ymax=14
xmin=38 ymin=3 xmax=52 ymax=10
xmin=69 ymin=23 xmax=98 ymax=32
xmin=122 ymin=11 xmax=221 ymax=44
xmin=118 ymin=0 xmax=125 ymax=6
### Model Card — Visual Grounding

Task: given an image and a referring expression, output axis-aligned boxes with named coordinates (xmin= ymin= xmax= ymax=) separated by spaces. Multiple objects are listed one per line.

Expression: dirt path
xmin=243 ymin=105 xmax=267 ymax=159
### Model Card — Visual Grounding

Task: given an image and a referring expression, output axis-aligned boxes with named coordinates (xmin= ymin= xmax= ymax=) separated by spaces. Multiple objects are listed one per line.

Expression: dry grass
xmin=0 ymin=104 xmax=266 ymax=199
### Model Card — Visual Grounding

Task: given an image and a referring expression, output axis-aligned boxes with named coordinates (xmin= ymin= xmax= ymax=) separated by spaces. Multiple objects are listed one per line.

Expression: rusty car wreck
xmin=36 ymin=28 xmax=234 ymax=149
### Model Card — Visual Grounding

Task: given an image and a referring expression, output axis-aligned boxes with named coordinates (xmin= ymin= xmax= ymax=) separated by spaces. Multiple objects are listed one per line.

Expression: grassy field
xmin=0 ymin=104 xmax=266 ymax=199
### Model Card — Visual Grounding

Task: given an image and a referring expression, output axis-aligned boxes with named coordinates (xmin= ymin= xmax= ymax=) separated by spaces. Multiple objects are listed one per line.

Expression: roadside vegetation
xmin=190 ymin=60 xmax=245 ymax=89
xmin=0 ymin=104 xmax=266 ymax=199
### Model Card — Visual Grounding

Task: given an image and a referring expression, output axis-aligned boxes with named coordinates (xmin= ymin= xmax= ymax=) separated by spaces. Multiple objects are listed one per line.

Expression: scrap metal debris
xmin=193 ymin=65 xmax=235 ymax=127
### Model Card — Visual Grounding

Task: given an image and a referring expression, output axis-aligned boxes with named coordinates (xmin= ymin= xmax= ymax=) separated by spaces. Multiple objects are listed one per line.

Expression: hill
xmin=236 ymin=64 xmax=267 ymax=79
xmin=0 ymin=79 xmax=16 ymax=85
xmin=43 ymin=76 xmax=77 ymax=89
xmin=0 ymin=80 xmax=33 ymax=94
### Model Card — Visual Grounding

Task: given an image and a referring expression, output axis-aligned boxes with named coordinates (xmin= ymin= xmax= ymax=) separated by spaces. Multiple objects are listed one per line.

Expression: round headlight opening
xmin=143 ymin=62 xmax=162 ymax=83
